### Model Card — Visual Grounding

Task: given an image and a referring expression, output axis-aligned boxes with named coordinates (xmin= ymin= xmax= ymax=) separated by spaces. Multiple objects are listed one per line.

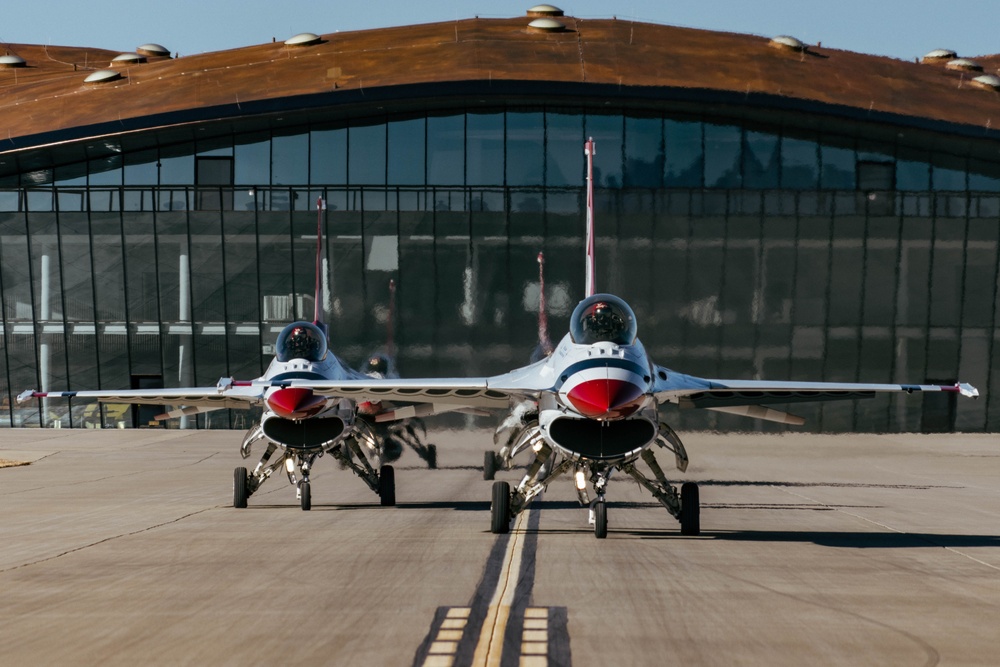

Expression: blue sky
xmin=3 ymin=1 xmax=997 ymax=62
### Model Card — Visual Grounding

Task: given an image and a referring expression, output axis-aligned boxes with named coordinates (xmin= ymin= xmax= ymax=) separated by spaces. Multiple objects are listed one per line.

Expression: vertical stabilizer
xmin=584 ymin=138 xmax=596 ymax=297
xmin=537 ymin=252 xmax=553 ymax=355
xmin=313 ymin=198 xmax=327 ymax=332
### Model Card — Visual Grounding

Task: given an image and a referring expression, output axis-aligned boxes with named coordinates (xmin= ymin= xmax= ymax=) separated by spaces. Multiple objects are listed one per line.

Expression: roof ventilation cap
xmin=0 ymin=55 xmax=26 ymax=68
xmin=768 ymin=35 xmax=806 ymax=51
xmin=84 ymin=69 xmax=123 ymax=84
xmin=527 ymin=4 xmax=564 ymax=16
xmin=527 ymin=17 xmax=566 ymax=32
xmin=946 ymin=58 xmax=982 ymax=71
xmin=971 ymin=74 xmax=1000 ymax=91
xmin=284 ymin=32 xmax=322 ymax=47
xmin=112 ymin=53 xmax=147 ymax=65
xmin=922 ymin=48 xmax=957 ymax=61
xmin=137 ymin=43 xmax=170 ymax=57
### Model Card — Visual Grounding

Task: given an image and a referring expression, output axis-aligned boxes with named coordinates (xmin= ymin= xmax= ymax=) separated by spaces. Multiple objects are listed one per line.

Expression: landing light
xmin=575 ymin=471 xmax=587 ymax=490
xmin=285 ymin=458 xmax=296 ymax=473
xmin=532 ymin=440 xmax=544 ymax=452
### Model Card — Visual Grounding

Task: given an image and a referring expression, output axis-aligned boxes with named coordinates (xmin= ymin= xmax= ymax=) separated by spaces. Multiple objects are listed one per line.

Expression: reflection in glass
xmin=427 ymin=114 xmax=464 ymax=185
xmin=310 ymin=127 xmax=347 ymax=185
xmin=273 ymin=133 xmax=309 ymax=185
xmin=743 ymin=130 xmax=779 ymax=189
xmin=896 ymin=160 xmax=930 ymax=191
xmin=388 ymin=117 xmax=426 ymax=185
xmin=234 ymin=137 xmax=270 ymax=185
xmin=781 ymin=137 xmax=819 ymax=189
xmin=506 ymin=112 xmax=543 ymax=186
xmin=624 ymin=116 xmax=663 ymax=187
xmin=704 ymin=123 xmax=741 ymax=188
xmin=820 ymin=144 xmax=855 ymax=189
xmin=546 ymin=112 xmax=582 ymax=186
xmin=585 ymin=114 xmax=623 ymax=187
xmin=664 ymin=119 xmax=703 ymax=187
xmin=349 ymin=123 xmax=386 ymax=185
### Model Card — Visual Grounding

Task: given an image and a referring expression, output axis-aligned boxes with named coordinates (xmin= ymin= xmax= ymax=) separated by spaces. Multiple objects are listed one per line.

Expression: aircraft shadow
xmin=627 ymin=529 xmax=1000 ymax=549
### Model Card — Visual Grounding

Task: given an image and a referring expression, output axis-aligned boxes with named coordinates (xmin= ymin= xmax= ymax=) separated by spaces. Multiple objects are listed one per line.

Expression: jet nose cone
xmin=267 ymin=387 xmax=326 ymax=419
xmin=565 ymin=378 xmax=646 ymax=419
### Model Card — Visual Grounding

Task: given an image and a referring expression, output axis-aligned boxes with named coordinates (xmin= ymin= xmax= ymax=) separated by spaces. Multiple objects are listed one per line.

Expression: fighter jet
xmin=19 ymin=199 xmax=399 ymax=511
xmin=215 ymin=139 xmax=977 ymax=538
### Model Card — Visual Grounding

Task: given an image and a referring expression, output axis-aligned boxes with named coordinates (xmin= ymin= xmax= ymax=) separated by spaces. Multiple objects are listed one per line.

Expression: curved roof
xmin=1 ymin=17 xmax=999 ymax=159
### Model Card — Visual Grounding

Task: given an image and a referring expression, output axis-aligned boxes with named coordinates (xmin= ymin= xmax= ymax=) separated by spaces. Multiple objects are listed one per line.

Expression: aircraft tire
xmin=379 ymin=465 xmax=396 ymax=506
xmin=233 ymin=467 xmax=249 ymax=509
xmin=483 ymin=450 xmax=497 ymax=480
xmin=680 ymin=482 xmax=700 ymax=536
xmin=490 ymin=481 xmax=511 ymax=534
xmin=426 ymin=444 xmax=438 ymax=470
xmin=594 ymin=501 xmax=608 ymax=539
xmin=300 ymin=481 xmax=311 ymax=511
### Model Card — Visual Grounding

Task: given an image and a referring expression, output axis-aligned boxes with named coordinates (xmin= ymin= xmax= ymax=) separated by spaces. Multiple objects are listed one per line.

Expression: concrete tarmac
xmin=1 ymin=427 xmax=998 ymax=666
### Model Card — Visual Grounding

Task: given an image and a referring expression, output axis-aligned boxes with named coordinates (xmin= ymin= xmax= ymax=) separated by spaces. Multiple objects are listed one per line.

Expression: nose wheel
xmin=490 ymin=481 xmax=511 ymax=533
xmin=234 ymin=467 xmax=249 ymax=508
xmin=592 ymin=500 xmax=608 ymax=538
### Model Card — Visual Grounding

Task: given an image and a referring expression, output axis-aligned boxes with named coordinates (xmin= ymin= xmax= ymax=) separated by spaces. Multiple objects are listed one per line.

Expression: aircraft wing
xmin=17 ymin=380 xmax=265 ymax=411
xmin=651 ymin=368 xmax=978 ymax=425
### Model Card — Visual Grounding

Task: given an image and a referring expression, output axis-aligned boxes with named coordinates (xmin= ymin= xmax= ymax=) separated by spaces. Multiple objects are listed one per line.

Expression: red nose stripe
xmin=567 ymin=379 xmax=645 ymax=418
xmin=267 ymin=388 xmax=326 ymax=419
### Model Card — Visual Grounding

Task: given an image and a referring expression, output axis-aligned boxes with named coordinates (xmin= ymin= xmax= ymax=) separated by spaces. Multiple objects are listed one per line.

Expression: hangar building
xmin=1 ymin=6 xmax=997 ymax=431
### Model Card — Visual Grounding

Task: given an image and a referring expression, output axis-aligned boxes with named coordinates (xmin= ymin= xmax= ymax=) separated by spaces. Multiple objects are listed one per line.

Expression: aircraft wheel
xmin=379 ymin=465 xmax=396 ymax=506
xmin=300 ymin=481 xmax=311 ymax=511
xmin=233 ymin=467 xmax=249 ymax=509
xmin=483 ymin=450 xmax=498 ymax=480
xmin=490 ymin=481 xmax=511 ymax=534
xmin=680 ymin=482 xmax=700 ymax=536
xmin=426 ymin=444 xmax=438 ymax=470
xmin=594 ymin=501 xmax=608 ymax=539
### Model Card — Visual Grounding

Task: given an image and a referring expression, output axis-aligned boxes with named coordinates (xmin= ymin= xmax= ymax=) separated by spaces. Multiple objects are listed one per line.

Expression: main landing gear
xmin=488 ymin=421 xmax=700 ymax=539
xmin=234 ymin=419 xmax=396 ymax=510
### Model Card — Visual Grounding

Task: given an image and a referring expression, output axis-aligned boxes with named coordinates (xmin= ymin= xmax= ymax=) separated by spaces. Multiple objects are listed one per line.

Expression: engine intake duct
xmin=548 ymin=416 xmax=656 ymax=460
xmin=262 ymin=415 xmax=345 ymax=449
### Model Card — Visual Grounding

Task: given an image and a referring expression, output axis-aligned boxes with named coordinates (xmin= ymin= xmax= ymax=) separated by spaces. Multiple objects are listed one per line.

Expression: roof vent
xmin=527 ymin=4 xmax=564 ymax=16
xmin=527 ymin=17 xmax=566 ymax=33
xmin=946 ymin=58 xmax=982 ymax=72
xmin=0 ymin=55 xmax=26 ymax=68
xmin=971 ymin=74 xmax=1000 ymax=91
xmin=284 ymin=32 xmax=322 ymax=47
xmin=136 ymin=43 xmax=170 ymax=57
xmin=768 ymin=35 xmax=806 ymax=52
xmin=84 ymin=69 xmax=123 ymax=84
xmin=922 ymin=48 xmax=957 ymax=62
xmin=112 ymin=53 xmax=147 ymax=65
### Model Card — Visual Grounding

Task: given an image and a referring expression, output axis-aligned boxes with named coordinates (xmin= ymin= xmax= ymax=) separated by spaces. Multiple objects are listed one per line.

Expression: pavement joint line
xmin=473 ymin=509 xmax=529 ymax=666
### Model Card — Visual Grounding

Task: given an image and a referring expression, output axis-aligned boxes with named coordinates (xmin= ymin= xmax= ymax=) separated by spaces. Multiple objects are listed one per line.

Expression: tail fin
xmin=537 ymin=252 xmax=553 ymax=355
xmin=584 ymin=138 xmax=596 ymax=297
xmin=313 ymin=197 xmax=327 ymax=332
xmin=386 ymin=279 xmax=396 ymax=358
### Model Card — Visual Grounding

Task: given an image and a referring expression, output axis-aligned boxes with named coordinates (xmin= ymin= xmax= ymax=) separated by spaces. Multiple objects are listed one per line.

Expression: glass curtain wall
xmin=2 ymin=108 xmax=998 ymax=432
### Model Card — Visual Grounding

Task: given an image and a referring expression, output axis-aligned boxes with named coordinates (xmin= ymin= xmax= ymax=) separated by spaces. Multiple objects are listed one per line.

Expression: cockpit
xmin=275 ymin=322 xmax=328 ymax=362
xmin=569 ymin=294 xmax=637 ymax=346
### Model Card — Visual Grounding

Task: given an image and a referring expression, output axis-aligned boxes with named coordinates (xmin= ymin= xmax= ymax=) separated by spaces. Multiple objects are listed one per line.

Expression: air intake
xmin=0 ymin=55 xmax=26 ymax=68
xmin=84 ymin=69 xmax=122 ymax=84
xmin=284 ymin=32 xmax=322 ymax=47
xmin=768 ymin=35 xmax=806 ymax=52
xmin=527 ymin=4 xmax=564 ymax=16
xmin=527 ymin=17 xmax=566 ymax=33
xmin=946 ymin=58 xmax=983 ymax=72
xmin=136 ymin=43 xmax=170 ymax=57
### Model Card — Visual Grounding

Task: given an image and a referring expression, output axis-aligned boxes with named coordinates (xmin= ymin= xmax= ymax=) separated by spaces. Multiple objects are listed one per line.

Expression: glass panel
xmin=348 ymin=123 xmax=386 ymax=185
xmin=545 ymin=112 xmax=582 ymax=187
xmin=123 ymin=150 xmax=159 ymax=185
xmin=159 ymin=153 xmax=194 ymax=185
xmin=742 ymin=130 xmax=779 ymax=189
xmin=88 ymin=156 xmax=123 ymax=186
xmin=505 ymin=111 xmax=543 ymax=186
xmin=584 ymin=113 xmax=623 ymax=188
xmin=234 ymin=135 xmax=270 ymax=185
xmin=968 ymin=158 xmax=1000 ymax=192
xmin=624 ymin=116 xmax=663 ymax=188
xmin=468 ymin=112 xmax=504 ymax=185
xmin=427 ymin=114 xmax=464 ymax=185
xmin=896 ymin=159 xmax=930 ymax=191
xmin=387 ymin=117 xmax=426 ymax=185
xmin=932 ymin=157 xmax=966 ymax=191
xmin=310 ymin=127 xmax=347 ymax=185
xmin=820 ymin=144 xmax=855 ymax=189
xmin=704 ymin=123 xmax=741 ymax=188
xmin=664 ymin=119 xmax=703 ymax=187
xmin=781 ymin=136 xmax=819 ymax=189
xmin=272 ymin=132 xmax=309 ymax=185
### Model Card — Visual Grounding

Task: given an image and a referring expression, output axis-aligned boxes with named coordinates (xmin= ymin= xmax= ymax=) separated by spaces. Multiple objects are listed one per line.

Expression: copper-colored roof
xmin=1 ymin=17 xmax=999 ymax=151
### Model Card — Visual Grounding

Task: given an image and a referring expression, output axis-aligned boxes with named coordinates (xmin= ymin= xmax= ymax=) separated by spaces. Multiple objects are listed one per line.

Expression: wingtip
xmin=16 ymin=390 xmax=37 ymax=404
xmin=958 ymin=382 xmax=979 ymax=399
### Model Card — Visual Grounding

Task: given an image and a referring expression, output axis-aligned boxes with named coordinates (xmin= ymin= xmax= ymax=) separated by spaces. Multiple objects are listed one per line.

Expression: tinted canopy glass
xmin=570 ymin=294 xmax=637 ymax=345
xmin=275 ymin=321 xmax=328 ymax=362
